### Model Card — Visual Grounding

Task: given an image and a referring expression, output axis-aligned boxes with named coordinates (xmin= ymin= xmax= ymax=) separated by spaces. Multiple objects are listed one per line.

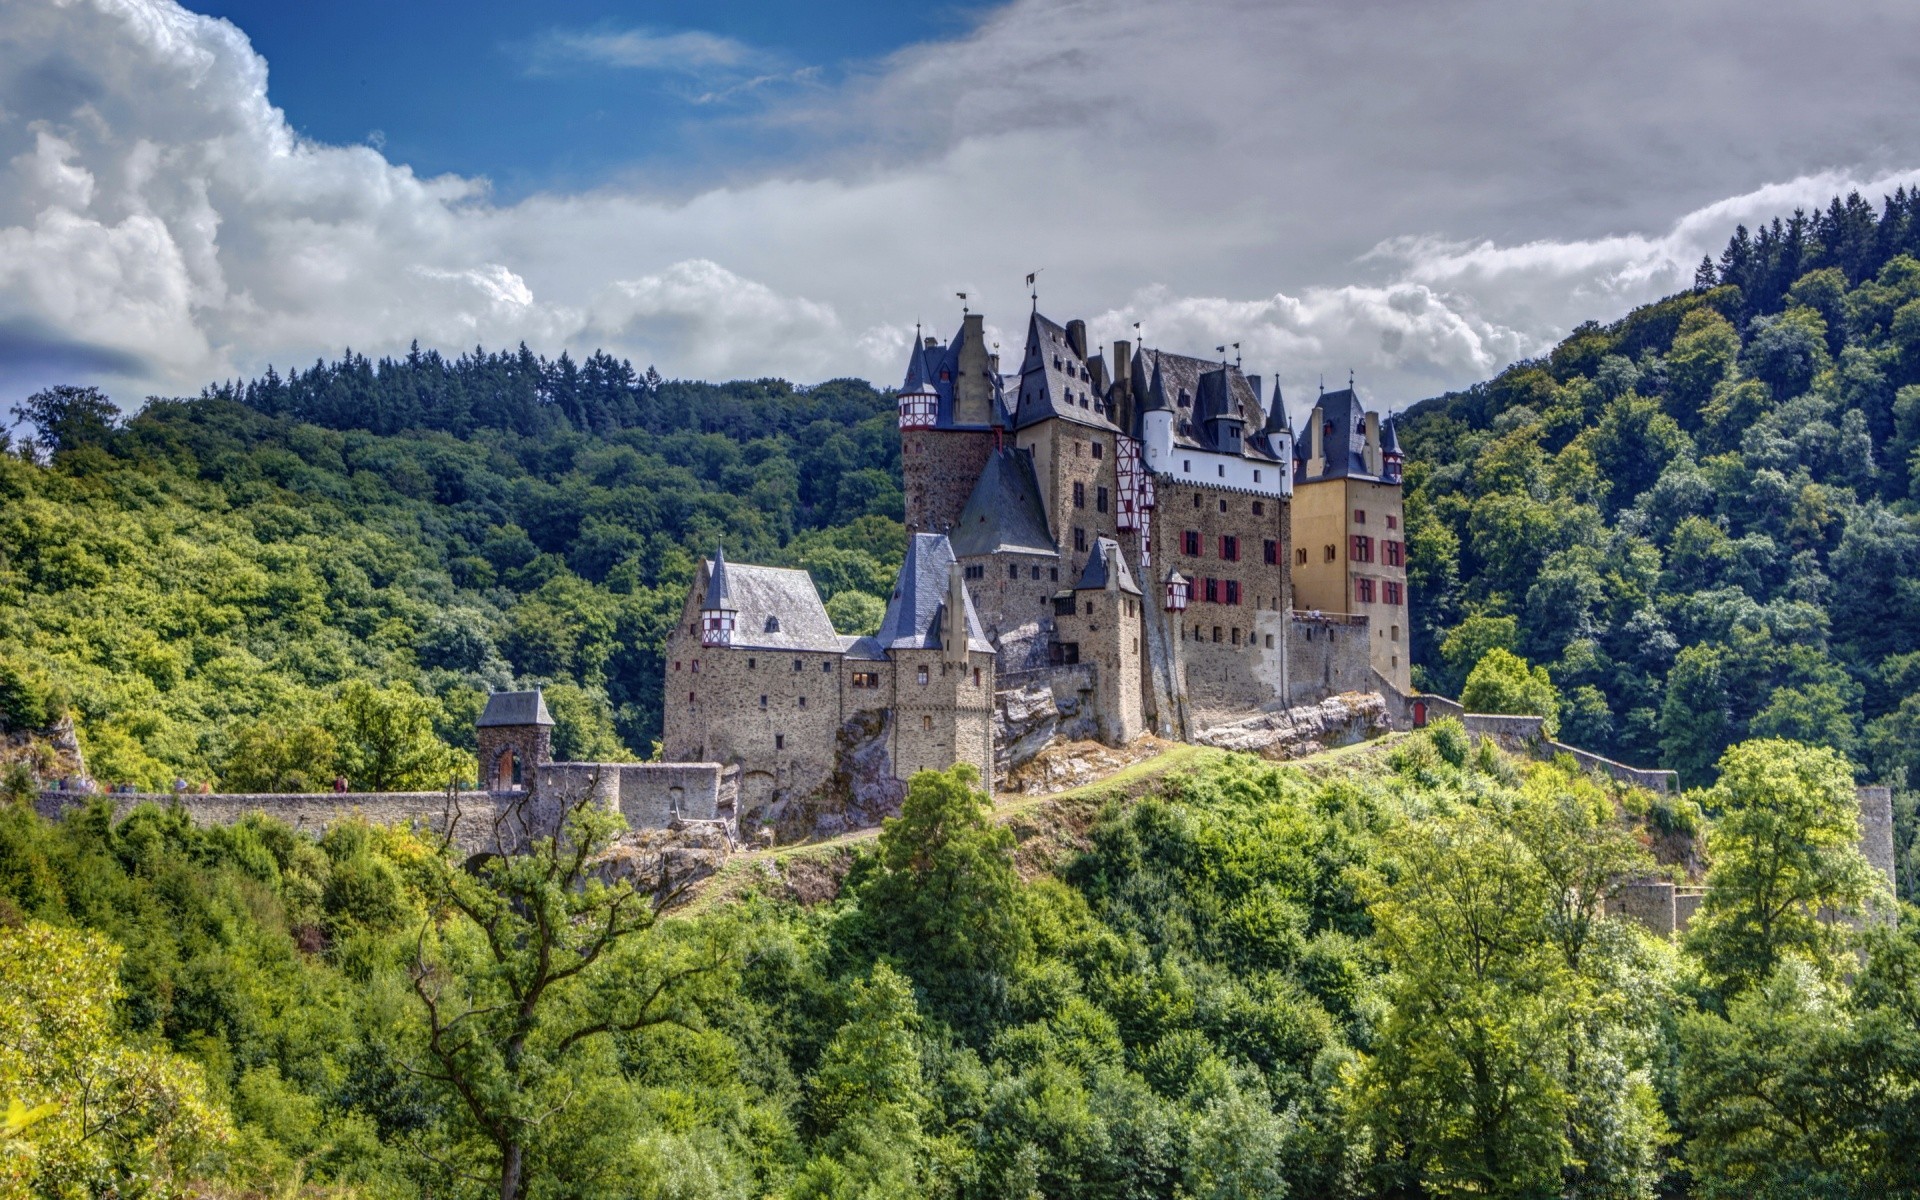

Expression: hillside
xmin=1400 ymin=187 xmax=1920 ymax=797
xmin=1 ymin=727 xmax=1904 ymax=1198
xmin=0 ymin=364 xmax=907 ymax=788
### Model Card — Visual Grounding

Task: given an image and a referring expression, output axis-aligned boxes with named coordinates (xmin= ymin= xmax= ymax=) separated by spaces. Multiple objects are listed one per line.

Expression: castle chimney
xmin=954 ymin=313 xmax=992 ymax=425
xmin=1112 ymin=340 xmax=1132 ymax=389
xmin=1065 ymin=319 xmax=1088 ymax=361
xmin=1363 ymin=411 xmax=1381 ymax=476
xmin=945 ymin=562 xmax=972 ymax=664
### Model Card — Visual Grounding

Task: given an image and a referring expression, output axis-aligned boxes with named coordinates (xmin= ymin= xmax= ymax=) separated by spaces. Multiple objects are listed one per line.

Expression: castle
xmin=662 ymin=307 xmax=1410 ymax=828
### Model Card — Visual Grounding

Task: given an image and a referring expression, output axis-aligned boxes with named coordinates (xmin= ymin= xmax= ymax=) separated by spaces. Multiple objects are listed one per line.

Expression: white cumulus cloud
xmin=4 ymin=0 xmax=1920 ymax=412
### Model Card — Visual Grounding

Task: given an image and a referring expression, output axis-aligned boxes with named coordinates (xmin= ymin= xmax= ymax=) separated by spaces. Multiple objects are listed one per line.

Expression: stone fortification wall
xmin=1149 ymin=485 xmax=1290 ymax=725
xmin=959 ymin=551 xmax=1064 ymax=671
xmin=903 ymin=428 xmax=997 ymax=535
xmin=1541 ymin=741 xmax=1677 ymax=794
xmin=1858 ymin=785 xmax=1897 ymax=892
xmin=36 ymin=789 xmax=501 ymax=855
xmin=537 ymin=762 xmax=727 ymax=830
xmin=38 ymin=762 xmax=735 ymax=856
xmin=1285 ymin=614 xmax=1376 ymax=706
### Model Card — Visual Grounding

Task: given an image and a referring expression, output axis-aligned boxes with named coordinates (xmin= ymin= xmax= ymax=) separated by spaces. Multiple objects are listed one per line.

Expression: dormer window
xmin=1179 ymin=390 xmax=1191 ymax=408
xmin=765 ymin=615 xmax=781 ymax=632
xmin=940 ymin=370 xmax=950 ymax=381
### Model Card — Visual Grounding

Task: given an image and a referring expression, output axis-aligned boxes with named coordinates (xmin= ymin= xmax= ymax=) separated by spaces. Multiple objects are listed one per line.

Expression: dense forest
xmin=1401 ymin=188 xmax=1920 ymax=798
xmin=0 ymin=734 xmax=1906 ymax=1198
xmin=0 ymin=360 xmax=907 ymax=789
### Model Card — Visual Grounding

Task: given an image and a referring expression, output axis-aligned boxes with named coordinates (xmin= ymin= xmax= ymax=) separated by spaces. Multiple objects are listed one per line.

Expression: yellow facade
xmin=1289 ymin=476 xmax=1410 ymax=693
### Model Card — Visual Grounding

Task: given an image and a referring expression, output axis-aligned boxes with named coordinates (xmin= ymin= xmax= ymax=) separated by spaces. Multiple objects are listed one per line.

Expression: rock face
xmin=594 ymin=818 xmax=735 ymax=902
xmin=995 ymin=670 xmax=1101 ymax=777
xmin=767 ymin=709 xmax=909 ymax=844
xmin=1191 ymin=691 xmax=1389 ymax=758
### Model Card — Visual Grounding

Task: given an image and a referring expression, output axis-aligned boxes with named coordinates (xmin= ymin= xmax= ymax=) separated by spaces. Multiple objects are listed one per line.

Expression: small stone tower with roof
xmin=477 ymin=688 xmax=554 ymax=792
xmin=1052 ymin=537 xmax=1145 ymax=744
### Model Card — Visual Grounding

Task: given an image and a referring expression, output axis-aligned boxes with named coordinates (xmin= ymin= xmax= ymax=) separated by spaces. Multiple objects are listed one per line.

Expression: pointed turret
xmin=897 ymin=332 xmax=939 ymax=430
xmin=1263 ymin=377 xmax=1290 ymax=435
xmin=699 ymin=548 xmax=738 ymax=646
xmin=1381 ymin=414 xmax=1404 ymax=484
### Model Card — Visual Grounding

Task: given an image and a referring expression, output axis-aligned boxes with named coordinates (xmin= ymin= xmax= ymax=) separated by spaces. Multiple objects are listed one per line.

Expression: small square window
xmin=759 ymin=695 xmax=768 ymax=708
xmin=775 ymin=734 xmax=786 ymax=750
xmin=1093 ymin=442 xmax=1103 ymax=459
xmin=798 ymin=696 xmax=807 ymax=708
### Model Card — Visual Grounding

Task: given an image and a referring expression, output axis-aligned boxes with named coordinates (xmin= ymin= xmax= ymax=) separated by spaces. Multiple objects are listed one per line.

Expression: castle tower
xmin=1291 ymin=388 xmax=1411 ymax=693
xmin=899 ymin=317 xmax=1001 ymax=534
xmin=1051 ymin=537 xmax=1144 ymax=745
xmin=477 ymin=689 xmax=554 ymax=792
xmin=875 ymin=533 xmax=998 ymax=789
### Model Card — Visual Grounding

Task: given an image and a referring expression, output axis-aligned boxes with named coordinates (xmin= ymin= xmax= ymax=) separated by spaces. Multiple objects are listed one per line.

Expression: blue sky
xmin=6 ymin=0 xmax=1920 ymax=408
xmin=184 ymin=0 xmax=977 ymax=196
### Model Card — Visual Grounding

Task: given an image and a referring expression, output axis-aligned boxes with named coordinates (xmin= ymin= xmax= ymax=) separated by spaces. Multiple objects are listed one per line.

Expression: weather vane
xmin=1026 ymin=270 xmax=1042 ymax=308
xmin=956 ymin=292 xmax=968 ymax=314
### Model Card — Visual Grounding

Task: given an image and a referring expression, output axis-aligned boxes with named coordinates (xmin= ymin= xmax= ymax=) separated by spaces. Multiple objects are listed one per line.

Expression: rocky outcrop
xmin=766 ymin=709 xmax=909 ymax=844
xmin=1192 ymin=691 xmax=1389 ymax=758
xmin=594 ymin=818 xmax=735 ymax=903
xmin=996 ymin=668 xmax=1101 ymax=776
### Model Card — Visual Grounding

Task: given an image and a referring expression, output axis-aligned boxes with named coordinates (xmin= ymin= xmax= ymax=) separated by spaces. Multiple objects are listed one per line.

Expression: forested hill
xmin=0 ymin=364 xmax=907 ymax=789
xmin=1400 ymin=186 xmax=1920 ymax=787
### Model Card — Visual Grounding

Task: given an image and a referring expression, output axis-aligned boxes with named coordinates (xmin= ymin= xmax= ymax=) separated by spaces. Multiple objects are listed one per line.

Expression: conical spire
xmin=1142 ymin=351 xmax=1169 ymax=412
xmin=1263 ymin=376 xmax=1290 ymax=435
xmin=1381 ymin=413 xmax=1402 ymax=454
xmin=702 ymin=547 xmax=734 ymax=612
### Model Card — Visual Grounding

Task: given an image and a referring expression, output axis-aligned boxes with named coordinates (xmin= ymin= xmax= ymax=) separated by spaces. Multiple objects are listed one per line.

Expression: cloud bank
xmin=5 ymin=0 xmax=1920 ymax=411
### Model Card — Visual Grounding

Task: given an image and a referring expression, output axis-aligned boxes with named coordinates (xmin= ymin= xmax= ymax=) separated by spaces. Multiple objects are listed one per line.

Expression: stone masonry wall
xmin=660 ymin=580 xmax=846 ymax=817
xmin=538 ymin=762 xmax=726 ymax=830
xmin=1284 ymin=614 xmax=1376 ymax=707
xmin=903 ymin=428 xmax=996 ymax=535
xmin=959 ymin=551 xmax=1066 ymax=671
xmin=1149 ymin=485 xmax=1291 ymax=726
xmin=37 ymin=790 xmax=502 ymax=856
xmin=1019 ymin=422 xmax=1121 ymax=578
xmin=38 ymin=765 xmax=733 ymax=857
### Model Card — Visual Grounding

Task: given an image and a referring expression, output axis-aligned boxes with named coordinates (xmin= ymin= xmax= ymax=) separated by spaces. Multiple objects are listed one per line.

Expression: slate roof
xmin=1074 ymin=537 xmax=1142 ymax=594
xmin=477 ymin=690 xmax=554 ymax=727
xmin=702 ymin=546 xmax=734 ymax=610
xmin=897 ymin=320 xmax=1012 ymax=429
xmin=1263 ymin=377 xmax=1291 ymax=435
xmin=949 ymin=448 xmax=1058 ymax=558
xmin=874 ymin=533 xmax=994 ymax=654
xmin=1128 ymin=348 xmax=1283 ymax=460
xmin=695 ymin=558 xmax=842 ymax=652
xmin=1294 ymin=388 xmax=1383 ymax=483
xmin=1014 ymin=311 xmax=1119 ymax=432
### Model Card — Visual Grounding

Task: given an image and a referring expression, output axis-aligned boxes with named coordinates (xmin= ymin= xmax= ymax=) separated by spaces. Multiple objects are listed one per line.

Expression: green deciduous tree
xmin=0 ymin=921 xmax=230 ymax=1195
xmin=9 ymin=385 xmax=120 ymax=454
xmin=409 ymin=782 xmax=727 ymax=1200
xmin=1461 ymin=648 xmax=1560 ymax=733
xmin=1686 ymin=739 xmax=1885 ymax=991
xmin=855 ymin=764 xmax=1027 ymax=1037
xmin=327 ymin=681 xmax=464 ymax=791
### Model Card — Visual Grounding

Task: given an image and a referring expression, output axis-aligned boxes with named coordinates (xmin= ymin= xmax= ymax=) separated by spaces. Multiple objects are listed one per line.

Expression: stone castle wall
xmin=660 ymin=581 xmax=847 ymax=820
xmin=903 ymin=428 xmax=996 ymax=534
xmin=1147 ymin=484 xmax=1291 ymax=727
xmin=959 ymin=550 xmax=1065 ymax=671
xmin=37 ymin=761 xmax=735 ymax=855
xmin=1284 ymin=614 xmax=1376 ymax=707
